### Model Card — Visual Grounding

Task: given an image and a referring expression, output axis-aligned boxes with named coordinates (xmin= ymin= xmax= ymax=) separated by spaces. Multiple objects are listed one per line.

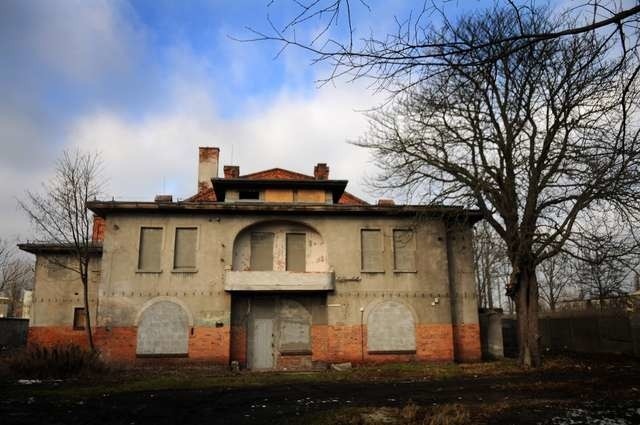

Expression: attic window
xmin=239 ymin=190 xmax=260 ymax=200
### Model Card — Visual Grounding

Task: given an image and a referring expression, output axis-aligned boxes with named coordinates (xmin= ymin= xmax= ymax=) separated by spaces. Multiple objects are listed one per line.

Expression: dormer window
xmin=239 ymin=190 xmax=260 ymax=201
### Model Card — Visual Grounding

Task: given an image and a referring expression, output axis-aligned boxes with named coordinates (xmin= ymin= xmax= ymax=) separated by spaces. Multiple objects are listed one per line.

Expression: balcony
xmin=224 ymin=270 xmax=335 ymax=292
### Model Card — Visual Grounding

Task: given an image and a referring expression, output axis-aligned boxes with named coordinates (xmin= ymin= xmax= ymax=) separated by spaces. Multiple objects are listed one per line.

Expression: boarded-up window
xmin=250 ymin=232 xmax=274 ymax=271
xmin=138 ymin=227 xmax=162 ymax=271
xmin=174 ymin=227 xmax=197 ymax=269
xmin=361 ymin=229 xmax=383 ymax=271
xmin=73 ymin=307 xmax=86 ymax=330
xmin=393 ymin=229 xmax=416 ymax=271
xmin=367 ymin=301 xmax=416 ymax=353
xmin=286 ymin=233 xmax=306 ymax=272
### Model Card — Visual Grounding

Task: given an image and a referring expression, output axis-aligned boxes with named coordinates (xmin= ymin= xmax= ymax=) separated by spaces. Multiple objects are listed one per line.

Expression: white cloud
xmin=68 ymin=80 xmax=378 ymax=203
xmin=20 ymin=0 xmax=142 ymax=82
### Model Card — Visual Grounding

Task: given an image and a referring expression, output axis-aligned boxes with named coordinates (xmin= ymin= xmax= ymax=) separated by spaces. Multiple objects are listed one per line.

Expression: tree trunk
xmin=82 ymin=277 xmax=95 ymax=351
xmin=515 ymin=264 xmax=541 ymax=368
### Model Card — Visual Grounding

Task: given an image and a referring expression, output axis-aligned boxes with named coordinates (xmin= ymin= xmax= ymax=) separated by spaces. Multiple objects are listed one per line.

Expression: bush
xmin=9 ymin=344 xmax=107 ymax=379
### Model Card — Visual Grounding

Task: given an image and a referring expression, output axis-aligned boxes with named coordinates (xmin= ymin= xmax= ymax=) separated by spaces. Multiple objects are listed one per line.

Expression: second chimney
xmin=314 ymin=163 xmax=329 ymax=180
xmin=198 ymin=147 xmax=219 ymax=192
xmin=224 ymin=165 xmax=240 ymax=178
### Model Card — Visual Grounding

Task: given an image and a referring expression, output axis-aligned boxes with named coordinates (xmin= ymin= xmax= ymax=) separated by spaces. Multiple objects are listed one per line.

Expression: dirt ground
xmin=1 ymin=354 xmax=639 ymax=425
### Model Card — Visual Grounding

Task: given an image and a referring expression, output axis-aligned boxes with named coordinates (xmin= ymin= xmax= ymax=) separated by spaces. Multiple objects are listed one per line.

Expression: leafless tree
xmin=0 ymin=239 xmax=34 ymax=318
xmin=18 ymin=150 xmax=103 ymax=350
xmin=473 ymin=221 xmax=508 ymax=309
xmin=2 ymin=260 xmax=33 ymax=318
xmin=245 ymin=1 xmax=639 ymax=92
xmin=350 ymin=6 xmax=639 ymax=367
xmin=570 ymin=221 xmax=639 ymax=306
xmin=538 ymin=252 xmax=574 ymax=312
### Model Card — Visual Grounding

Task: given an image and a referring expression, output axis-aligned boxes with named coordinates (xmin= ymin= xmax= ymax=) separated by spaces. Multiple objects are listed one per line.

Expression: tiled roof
xmin=240 ymin=168 xmax=315 ymax=180
xmin=186 ymin=167 xmax=368 ymax=205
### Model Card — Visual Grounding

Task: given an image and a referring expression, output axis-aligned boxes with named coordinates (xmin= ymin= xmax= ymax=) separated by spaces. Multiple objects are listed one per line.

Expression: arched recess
xmin=367 ymin=301 xmax=416 ymax=353
xmin=136 ymin=299 xmax=191 ymax=356
xmin=231 ymin=220 xmax=329 ymax=272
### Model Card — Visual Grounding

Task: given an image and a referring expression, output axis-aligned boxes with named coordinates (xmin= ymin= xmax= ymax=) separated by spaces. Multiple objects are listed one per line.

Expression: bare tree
xmin=571 ymin=222 xmax=639 ymax=306
xmin=473 ymin=221 xmax=508 ymax=309
xmin=538 ymin=252 xmax=573 ymax=312
xmin=2 ymin=259 xmax=33 ymax=318
xmin=349 ymin=7 xmax=640 ymax=367
xmin=18 ymin=150 xmax=103 ymax=351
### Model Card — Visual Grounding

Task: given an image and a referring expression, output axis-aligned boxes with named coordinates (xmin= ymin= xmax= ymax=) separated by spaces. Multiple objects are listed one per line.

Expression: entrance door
xmin=250 ymin=318 xmax=274 ymax=369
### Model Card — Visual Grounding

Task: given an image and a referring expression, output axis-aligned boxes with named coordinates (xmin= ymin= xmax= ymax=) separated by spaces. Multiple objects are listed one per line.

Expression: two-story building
xmin=19 ymin=147 xmax=482 ymax=369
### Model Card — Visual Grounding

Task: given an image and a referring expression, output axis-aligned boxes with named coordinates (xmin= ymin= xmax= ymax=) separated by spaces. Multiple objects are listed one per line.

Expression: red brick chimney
xmin=198 ymin=147 xmax=219 ymax=193
xmin=92 ymin=216 xmax=105 ymax=242
xmin=224 ymin=165 xmax=240 ymax=178
xmin=314 ymin=163 xmax=329 ymax=180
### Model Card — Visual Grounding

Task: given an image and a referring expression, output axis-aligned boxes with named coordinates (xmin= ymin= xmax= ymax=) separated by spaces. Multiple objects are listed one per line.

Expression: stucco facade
xmin=20 ymin=147 xmax=482 ymax=368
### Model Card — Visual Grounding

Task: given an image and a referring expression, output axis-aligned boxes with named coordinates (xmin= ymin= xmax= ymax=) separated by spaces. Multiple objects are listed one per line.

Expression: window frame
xmin=360 ymin=228 xmax=385 ymax=273
xmin=73 ymin=307 xmax=86 ymax=331
xmin=250 ymin=231 xmax=275 ymax=271
xmin=136 ymin=226 xmax=165 ymax=273
xmin=172 ymin=226 xmax=200 ymax=273
xmin=285 ymin=232 xmax=306 ymax=272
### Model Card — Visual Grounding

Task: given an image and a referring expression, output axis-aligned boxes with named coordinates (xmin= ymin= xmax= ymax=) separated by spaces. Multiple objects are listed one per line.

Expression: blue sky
xmin=0 ymin=0 xmax=498 ymax=243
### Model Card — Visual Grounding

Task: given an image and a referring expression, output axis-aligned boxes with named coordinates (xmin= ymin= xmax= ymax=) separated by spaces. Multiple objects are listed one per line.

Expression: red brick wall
xmin=189 ymin=327 xmax=230 ymax=362
xmin=30 ymin=322 xmax=474 ymax=366
xmin=310 ymin=324 xmax=455 ymax=364
xmin=29 ymin=326 xmax=89 ymax=348
xmin=277 ymin=354 xmax=312 ymax=370
xmin=230 ymin=325 xmax=247 ymax=366
xmin=453 ymin=323 xmax=481 ymax=362
xmin=29 ymin=326 xmax=231 ymax=364
xmin=92 ymin=216 xmax=105 ymax=242
xmin=95 ymin=327 xmax=137 ymax=362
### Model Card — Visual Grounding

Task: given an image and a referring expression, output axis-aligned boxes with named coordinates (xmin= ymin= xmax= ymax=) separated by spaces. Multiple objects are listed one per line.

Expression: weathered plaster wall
xmin=29 ymin=212 xmax=480 ymax=365
xmin=30 ymin=255 xmax=101 ymax=327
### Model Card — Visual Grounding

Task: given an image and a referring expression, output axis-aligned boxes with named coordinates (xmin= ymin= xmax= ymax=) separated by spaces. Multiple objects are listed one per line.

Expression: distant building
xmin=19 ymin=147 xmax=482 ymax=369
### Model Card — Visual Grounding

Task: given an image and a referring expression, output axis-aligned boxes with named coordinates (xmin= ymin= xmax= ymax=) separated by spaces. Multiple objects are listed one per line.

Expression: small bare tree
xmin=18 ymin=150 xmax=103 ymax=350
xmin=538 ymin=252 xmax=573 ymax=312
xmin=571 ymin=222 xmax=639 ymax=306
xmin=1 ymin=240 xmax=33 ymax=317
xmin=473 ymin=221 xmax=508 ymax=309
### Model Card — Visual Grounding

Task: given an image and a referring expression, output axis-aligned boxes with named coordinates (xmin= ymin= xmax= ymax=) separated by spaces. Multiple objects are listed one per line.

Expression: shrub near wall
xmin=9 ymin=344 xmax=107 ymax=379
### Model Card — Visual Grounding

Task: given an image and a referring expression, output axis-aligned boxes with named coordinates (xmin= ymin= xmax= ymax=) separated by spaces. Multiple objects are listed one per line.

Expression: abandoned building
xmin=19 ymin=147 xmax=482 ymax=369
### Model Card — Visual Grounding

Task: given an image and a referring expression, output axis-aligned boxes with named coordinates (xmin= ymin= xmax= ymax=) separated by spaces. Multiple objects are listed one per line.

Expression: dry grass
xmin=8 ymin=344 xmax=107 ymax=379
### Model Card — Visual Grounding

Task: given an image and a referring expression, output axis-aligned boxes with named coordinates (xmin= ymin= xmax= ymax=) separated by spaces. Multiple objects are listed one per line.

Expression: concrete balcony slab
xmin=224 ymin=271 xmax=335 ymax=291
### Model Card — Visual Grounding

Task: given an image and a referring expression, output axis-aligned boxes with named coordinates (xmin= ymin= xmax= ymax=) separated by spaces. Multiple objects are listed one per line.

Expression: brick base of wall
xmin=453 ymin=323 xmax=482 ymax=362
xmin=230 ymin=325 xmax=247 ymax=366
xmin=309 ymin=324 xmax=456 ymax=364
xmin=30 ymin=322 xmax=479 ymax=366
xmin=28 ymin=326 xmax=230 ymax=364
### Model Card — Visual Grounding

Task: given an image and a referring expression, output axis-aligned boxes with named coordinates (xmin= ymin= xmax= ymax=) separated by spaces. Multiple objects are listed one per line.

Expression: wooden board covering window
xmin=174 ymin=227 xmax=197 ymax=269
xmin=393 ymin=229 xmax=416 ymax=271
xmin=250 ymin=232 xmax=274 ymax=271
xmin=361 ymin=229 xmax=383 ymax=271
xmin=73 ymin=307 xmax=86 ymax=330
xmin=286 ymin=233 xmax=306 ymax=272
xmin=138 ymin=227 xmax=162 ymax=271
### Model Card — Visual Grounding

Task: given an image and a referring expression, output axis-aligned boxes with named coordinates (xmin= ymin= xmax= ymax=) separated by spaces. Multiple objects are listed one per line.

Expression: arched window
xmin=136 ymin=300 xmax=190 ymax=356
xmin=367 ymin=301 xmax=416 ymax=353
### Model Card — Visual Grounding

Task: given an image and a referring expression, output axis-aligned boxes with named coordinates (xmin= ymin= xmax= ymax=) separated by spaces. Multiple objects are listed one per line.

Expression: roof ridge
xmin=239 ymin=167 xmax=315 ymax=180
